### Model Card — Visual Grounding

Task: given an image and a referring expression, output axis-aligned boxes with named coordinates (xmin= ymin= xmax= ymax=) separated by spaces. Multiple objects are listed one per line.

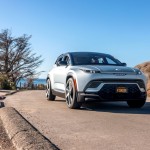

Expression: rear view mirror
xmin=121 ymin=63 xmax=127 ymax=66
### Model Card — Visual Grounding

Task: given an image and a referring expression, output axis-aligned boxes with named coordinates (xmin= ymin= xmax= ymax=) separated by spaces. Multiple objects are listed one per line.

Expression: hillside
xmin=135 ymin=61 xmax=150 ymax=97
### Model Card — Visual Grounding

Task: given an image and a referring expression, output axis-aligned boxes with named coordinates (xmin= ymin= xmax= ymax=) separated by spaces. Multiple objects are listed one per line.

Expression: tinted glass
xmin=55 ymin=55 xmax=64 ymax=66
xmin=64 ymin=56 xmax=71 ymax=65
xmin=71 ymin=53 xmax=122 ymax=66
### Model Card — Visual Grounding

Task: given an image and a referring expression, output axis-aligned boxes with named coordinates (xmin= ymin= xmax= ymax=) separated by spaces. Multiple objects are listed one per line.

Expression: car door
xmin=52 ymin=55 xmax=70 ymax=92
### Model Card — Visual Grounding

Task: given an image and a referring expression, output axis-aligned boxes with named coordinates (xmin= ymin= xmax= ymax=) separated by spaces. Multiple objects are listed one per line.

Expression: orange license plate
xmin=116 ymin=87 xmax=128 ymax=93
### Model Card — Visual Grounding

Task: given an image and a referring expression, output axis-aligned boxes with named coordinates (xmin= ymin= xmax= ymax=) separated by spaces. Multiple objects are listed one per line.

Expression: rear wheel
xmin=127 ymin=99 xmax=146 ymax=108
xmin=65 ymin=78 xmax=81 ymax=109
xmin=46 ymin=79 xmax=56 ymax=101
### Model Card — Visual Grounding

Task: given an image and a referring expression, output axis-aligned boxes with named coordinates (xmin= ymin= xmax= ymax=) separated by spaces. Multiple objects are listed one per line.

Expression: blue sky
xmin=0 ymin=0 xmax=150 ymax=78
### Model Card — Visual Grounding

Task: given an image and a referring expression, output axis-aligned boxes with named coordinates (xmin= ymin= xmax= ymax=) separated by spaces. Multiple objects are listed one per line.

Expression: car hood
xmin=77 ymin=65 xmax=137 ymax=74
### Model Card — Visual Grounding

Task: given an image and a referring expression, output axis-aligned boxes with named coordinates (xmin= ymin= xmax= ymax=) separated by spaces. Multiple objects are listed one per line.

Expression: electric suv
xmin=46 ymin=52 xmax=147 ymax=109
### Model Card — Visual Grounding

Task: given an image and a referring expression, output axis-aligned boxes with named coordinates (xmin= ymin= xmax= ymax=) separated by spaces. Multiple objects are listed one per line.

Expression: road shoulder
xmin=0 ymin=107 xmax=59 ymax=150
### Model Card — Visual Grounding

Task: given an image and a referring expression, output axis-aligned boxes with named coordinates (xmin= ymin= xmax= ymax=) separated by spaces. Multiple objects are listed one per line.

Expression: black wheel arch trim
xmin=66 ymin=72 xmax=76 ymax=82
xmin=66 ymin=72 xmax=78 ymax=91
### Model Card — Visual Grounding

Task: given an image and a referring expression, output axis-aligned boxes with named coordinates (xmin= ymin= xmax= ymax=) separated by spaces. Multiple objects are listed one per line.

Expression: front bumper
xmin=77 ymin=81 xmax=147 ymax=102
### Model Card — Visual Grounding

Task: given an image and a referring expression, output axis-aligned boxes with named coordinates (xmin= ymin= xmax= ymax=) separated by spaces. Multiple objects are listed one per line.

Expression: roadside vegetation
xmin=0 ymin=29 xmax=43 ymax=90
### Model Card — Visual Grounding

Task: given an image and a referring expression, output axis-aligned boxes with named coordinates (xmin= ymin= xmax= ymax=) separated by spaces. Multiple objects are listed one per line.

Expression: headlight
xmin=134 ymin=68 xmax=142 ymax=75
xmin=80 ymin=69 xmax=101 ymax=73
xmin=137 ymin=70 xmax=142 ymax=75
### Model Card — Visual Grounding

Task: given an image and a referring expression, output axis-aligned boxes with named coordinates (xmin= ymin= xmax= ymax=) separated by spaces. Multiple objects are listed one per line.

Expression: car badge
xmin=114 ymin=73 xmax=126 ymax=76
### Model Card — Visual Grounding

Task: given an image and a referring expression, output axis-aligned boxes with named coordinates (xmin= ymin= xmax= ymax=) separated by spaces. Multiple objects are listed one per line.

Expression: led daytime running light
xmin=80 ymin=69 xmax=101 ymax=73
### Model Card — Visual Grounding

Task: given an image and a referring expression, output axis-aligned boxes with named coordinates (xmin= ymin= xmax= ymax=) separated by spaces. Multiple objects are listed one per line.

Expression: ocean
xmin=17 ymin=78 xmax=46 ymax=87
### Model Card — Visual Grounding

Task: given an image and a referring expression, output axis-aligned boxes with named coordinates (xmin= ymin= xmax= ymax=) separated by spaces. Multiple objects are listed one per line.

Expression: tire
xmin=65 ymin=78 xmax=81 ymax=109
xmin=46 ymin=79 xmax=56 ymax=101
xmin=127 ymin=99 xmax=146 ymax=108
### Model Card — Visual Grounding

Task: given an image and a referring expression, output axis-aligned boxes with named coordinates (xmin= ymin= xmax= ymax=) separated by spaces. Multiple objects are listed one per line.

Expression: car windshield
xmin=71 ymin=52 xmax=122 ymax=66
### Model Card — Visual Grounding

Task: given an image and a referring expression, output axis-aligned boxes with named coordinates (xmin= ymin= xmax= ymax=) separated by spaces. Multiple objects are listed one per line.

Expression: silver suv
xmin=46 ymin=52 xmax=147 ymax=109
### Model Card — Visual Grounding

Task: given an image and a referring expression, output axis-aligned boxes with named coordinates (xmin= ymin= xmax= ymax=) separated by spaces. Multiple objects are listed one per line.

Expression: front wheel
xmin=127 ymin=99 xmax=146 ymax=108
xmin=46 ymin=79 xmax=56 ymax=101
xmin=65 ymin=78 xmax=81 ymax=109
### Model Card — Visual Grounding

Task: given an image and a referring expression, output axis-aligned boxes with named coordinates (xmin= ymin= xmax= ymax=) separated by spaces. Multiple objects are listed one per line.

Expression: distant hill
xmin=135 ymin=61 xmax=150 ymax=97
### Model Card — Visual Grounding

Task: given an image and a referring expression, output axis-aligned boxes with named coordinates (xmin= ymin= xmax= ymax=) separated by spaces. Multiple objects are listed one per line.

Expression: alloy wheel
xmin=66 ymin=79 xmax=74 ymax=106
xmin=46 ymin=79 xmax=50 ymax=98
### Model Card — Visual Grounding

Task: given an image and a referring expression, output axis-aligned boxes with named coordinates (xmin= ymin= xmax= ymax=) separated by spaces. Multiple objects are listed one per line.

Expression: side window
xmin=106 ymin=57 xmax=117 ymax=65
xmin=64 ymin=56 xmax=71 ymax=65
xmin=55 ymin=55 xmax=64 ymax=66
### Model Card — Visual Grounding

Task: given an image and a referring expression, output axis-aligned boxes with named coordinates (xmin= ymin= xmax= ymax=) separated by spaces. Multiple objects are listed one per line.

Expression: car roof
xmin=64 ymin=52 xmax=111 ymax=56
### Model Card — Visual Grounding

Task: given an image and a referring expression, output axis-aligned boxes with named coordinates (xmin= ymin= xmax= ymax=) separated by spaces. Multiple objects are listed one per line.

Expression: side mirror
xmin=121 ymin=63 xmax=127 ymax=66
xmin=58 ymin=61 xmax=67 ymax=66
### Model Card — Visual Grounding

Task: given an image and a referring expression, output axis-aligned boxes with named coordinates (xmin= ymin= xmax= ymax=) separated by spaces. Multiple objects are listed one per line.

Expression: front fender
xmin=66 ymin=69 xmax=93 ymax=92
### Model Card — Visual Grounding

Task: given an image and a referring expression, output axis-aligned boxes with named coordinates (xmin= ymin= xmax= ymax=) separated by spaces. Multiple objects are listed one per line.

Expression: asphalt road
xmin=4 ymin=90 xmax=150 ymax=150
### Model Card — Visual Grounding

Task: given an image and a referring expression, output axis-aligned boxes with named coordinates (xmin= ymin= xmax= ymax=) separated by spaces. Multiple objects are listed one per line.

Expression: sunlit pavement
xmin=4 ymin=90 xmax=150 ymax=150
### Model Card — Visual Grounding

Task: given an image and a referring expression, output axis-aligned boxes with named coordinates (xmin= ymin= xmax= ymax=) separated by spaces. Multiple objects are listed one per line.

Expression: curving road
xmin=4 ymin=90 xmax=150 ymax=150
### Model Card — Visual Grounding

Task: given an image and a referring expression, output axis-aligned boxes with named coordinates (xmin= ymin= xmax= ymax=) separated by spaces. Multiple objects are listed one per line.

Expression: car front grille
xmin=98 ymin=84 xmax=143 ymax=100
xmin=86 ymin=79 xmax=145 ymax=90
xmin=99 ymin=79 xmax=145 ymax=88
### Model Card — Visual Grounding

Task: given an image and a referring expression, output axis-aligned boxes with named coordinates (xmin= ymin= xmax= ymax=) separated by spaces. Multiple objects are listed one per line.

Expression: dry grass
xmin=147 ymin=81 xmax=150 ymax=97
xmin=135 ymin=61 xmax=150 ymax=79
xmin=135 ymin=61 xmax=150 ymax=97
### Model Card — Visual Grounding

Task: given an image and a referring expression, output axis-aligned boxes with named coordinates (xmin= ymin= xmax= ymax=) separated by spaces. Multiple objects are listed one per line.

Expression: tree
xmin=0 ymin=29 xmax=43 ymax=89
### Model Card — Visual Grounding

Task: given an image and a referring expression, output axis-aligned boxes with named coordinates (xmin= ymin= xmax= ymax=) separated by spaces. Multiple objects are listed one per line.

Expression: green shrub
xmin=0 ymin=75 xmax=15 ymax=90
